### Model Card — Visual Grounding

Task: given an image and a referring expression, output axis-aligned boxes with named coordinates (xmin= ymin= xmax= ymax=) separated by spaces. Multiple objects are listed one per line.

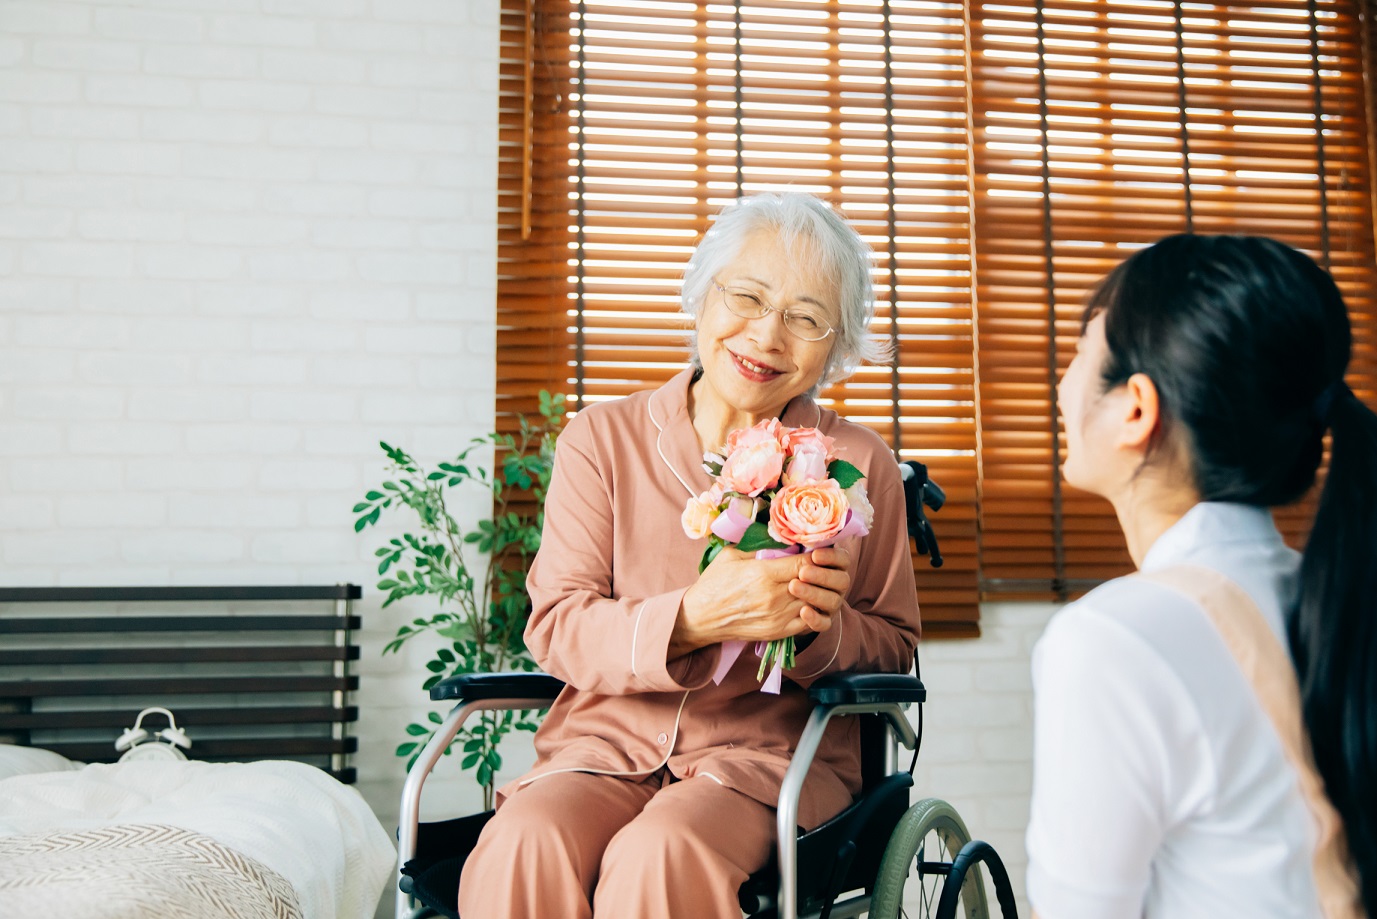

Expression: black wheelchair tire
xmin=866 ymin=797 xmax=990 ymax=919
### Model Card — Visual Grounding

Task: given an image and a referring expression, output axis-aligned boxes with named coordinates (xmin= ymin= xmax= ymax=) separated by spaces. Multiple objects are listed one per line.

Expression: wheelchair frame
xmin=395 ymin=464 xmax=1018 ymax=919
xmin=394 ymin=669 xmax=1011 ymax=919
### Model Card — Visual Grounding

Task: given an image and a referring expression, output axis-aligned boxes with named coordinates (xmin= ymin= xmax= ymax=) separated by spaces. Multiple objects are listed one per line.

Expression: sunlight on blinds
xmin=973 ymin=0 xmax=1375 ymax=596
xmin=499 ymin=0 xmax=1377 ymax=624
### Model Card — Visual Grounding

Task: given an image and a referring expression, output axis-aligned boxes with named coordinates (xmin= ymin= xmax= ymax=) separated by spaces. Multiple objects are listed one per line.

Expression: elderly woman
xmin=457 ymin=192 xmax=921 ymax=918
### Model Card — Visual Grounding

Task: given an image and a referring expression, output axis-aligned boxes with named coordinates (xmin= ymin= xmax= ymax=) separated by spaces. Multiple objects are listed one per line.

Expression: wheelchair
xmin=395 ymin=463 xmax=1019 ymax=919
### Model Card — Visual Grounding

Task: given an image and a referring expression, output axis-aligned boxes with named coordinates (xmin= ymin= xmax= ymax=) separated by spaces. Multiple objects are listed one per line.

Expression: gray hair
xmin=681 ymin=192 xmax=891 ymax=391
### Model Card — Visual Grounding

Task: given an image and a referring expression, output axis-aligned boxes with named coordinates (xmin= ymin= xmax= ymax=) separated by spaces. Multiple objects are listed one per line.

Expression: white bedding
xmin=0 ymin=752 xmax=395 ymax=919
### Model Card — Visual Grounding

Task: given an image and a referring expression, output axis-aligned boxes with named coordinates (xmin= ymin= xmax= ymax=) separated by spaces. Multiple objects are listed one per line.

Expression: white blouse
xmin=1026 ymin=502 xmax=1324 ymax=919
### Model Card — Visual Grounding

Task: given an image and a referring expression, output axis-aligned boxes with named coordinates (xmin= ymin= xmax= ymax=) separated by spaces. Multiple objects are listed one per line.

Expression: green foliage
xmin=355 ymin=392 xmax=566 ymax=809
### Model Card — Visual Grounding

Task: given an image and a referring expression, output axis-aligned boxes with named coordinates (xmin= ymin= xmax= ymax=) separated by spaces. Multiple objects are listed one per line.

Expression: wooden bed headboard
xmin=0 ymin=585 xmax=362 ymax=783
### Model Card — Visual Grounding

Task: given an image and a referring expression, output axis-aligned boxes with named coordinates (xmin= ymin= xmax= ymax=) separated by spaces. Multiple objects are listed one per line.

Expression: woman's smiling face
xmin=693 ymin=229 xmax=839 ymax=423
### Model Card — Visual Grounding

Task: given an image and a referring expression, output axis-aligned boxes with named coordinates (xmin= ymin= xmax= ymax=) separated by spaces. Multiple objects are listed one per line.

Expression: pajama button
xmin=656 ymin=732 xmax=668 ymax=745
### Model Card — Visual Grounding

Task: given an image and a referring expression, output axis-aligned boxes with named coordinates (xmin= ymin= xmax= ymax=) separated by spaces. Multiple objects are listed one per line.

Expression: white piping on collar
xmin=649 ymin=390 xmax=699 ymax=499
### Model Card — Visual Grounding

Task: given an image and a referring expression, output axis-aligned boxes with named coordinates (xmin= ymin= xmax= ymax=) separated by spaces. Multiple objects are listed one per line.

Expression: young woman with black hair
xmin=1025 ymin=234 xmax=1374 ymax=919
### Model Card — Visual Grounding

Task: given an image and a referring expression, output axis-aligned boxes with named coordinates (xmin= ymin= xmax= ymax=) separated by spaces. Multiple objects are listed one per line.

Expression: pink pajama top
xmin=506 ymin=368 xmax=922 ymax=829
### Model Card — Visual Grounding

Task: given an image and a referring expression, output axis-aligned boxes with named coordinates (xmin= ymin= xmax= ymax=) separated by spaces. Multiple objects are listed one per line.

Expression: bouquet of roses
xmin=680 ymin=418 xmax=873 ymax=693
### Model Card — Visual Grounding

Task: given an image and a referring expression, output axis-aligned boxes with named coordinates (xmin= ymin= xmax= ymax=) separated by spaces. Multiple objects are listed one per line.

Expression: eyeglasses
xmin=711 ymin=279 xmax=836 ymax=342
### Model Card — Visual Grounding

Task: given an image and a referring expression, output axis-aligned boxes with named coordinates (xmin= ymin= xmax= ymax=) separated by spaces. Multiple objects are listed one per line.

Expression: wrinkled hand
xmin=669 ymin=546 xmax=851 ymax=659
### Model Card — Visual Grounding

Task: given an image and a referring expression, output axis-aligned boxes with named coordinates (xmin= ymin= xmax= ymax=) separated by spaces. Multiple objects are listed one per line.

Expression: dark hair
xmin=1086 ymin=234 xmax=1377 ymax=915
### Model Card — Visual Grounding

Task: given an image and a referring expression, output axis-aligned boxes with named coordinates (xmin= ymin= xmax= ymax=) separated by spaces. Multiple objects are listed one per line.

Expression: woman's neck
xmin=687 ymin=376 xmax=789 ymax=453
xmin=1108 ymin=480 xmax=1201 ymax=568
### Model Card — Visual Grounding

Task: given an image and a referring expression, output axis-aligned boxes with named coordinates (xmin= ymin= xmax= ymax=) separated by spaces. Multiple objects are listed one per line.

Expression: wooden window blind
xmin=500 ymin=0 xmax=984 ymax=634
xmin=499 ymin=0 xmax=1377 ymax=631
xmin=497 ymin=0 xmax=576 ymax=431
xmin=973 ymin=0 xmax=1377 ymax=598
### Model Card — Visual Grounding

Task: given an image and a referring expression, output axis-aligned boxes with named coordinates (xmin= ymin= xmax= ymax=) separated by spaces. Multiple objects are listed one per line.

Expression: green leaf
xmin=354 ymin=517 xmax=369 ymax=533
xmin=827 ymin=459 xmax=865 ymax=490
xmin=737 ymin=522 xmax=788 ymax=553
xmin=698 ymin=539 xmax=725 ymax=574
xmin=396 ymin=742 xmax=418 ymax=757
xmin=428 ymin=711 xmax=443 ymax=724
xmin=461 ymin=752 xmax=480 ymax=769
xmin=405 ymin=723 xmax=430 ymax=736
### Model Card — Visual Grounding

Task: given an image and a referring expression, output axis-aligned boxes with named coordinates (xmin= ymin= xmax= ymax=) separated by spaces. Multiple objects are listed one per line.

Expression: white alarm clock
xmin=115 ymin=707 xmax=192 ymax=763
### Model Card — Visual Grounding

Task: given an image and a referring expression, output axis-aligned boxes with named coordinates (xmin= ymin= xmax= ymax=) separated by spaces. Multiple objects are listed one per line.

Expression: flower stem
xmin=756 ymin=636 xmax=795 ymax=681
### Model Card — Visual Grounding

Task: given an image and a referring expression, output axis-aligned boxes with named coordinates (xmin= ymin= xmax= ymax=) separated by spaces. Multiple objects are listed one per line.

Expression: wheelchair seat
xmin=399 ymin=763 xmax=913 ymax=919
xmin=394 ymin=671 xmax=963 ymax=919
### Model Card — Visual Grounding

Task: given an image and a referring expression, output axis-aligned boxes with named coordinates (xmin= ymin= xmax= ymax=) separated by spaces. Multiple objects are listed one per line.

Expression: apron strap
xmin=1131 ymin=565 xmax=1364 ymax=919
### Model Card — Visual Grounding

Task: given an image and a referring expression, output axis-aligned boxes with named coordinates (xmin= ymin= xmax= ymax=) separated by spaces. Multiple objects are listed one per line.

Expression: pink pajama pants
xmin=455 ymin=770 xmax=776 ymax=919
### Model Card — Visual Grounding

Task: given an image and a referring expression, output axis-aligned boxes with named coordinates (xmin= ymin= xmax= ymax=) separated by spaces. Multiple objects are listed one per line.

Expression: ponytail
xmin=1293 ymin=385 xmax=1377 ymax=917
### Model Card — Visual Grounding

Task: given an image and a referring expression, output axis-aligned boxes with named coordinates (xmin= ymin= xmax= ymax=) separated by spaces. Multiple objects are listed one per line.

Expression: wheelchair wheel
xmin=867 ymin=797 xmax=990 ymax=919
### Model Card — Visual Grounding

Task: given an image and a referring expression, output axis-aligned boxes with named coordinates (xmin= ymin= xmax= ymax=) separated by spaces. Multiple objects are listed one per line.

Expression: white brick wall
xmin=0 ymin=3 xmax=500 ymax=916
xmin=913 ymin=601 xmax=1058 ymax=918
xmin=0 ymin=2 xmax=1057 ymax=915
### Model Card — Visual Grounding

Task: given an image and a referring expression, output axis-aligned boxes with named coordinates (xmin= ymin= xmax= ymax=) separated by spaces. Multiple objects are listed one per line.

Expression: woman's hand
xmin=669 ymin=546 xmax=852 ymax=659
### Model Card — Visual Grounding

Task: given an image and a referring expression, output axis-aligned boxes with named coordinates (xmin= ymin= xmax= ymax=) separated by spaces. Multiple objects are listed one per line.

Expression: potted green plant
xmin=354 ymin=391 xmax=566 ymax=809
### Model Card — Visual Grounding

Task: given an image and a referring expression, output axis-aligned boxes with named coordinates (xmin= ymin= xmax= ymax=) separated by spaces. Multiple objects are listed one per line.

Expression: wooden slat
xmin=0 ymin=675 xmax=359 ymax=698
xmin=0 ymin=646 xmax=360 ymax=666
xmin=0 ymin=615 xmax=360 ymax=634
xmin=0 ymin=706 xmax=359 ymax=731
xmin=0 ymin=585 xmax=361 ymax=603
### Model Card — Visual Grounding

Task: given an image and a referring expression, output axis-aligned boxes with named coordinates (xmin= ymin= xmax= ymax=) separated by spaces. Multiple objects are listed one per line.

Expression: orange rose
xmin=767 ymin=479 xmax=849 ymax=549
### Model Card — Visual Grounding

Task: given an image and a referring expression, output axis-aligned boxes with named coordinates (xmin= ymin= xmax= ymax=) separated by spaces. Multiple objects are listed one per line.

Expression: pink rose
xmin=719 ymin=439 xmax=785 ymax=497
xmin=768 ymin=479 xmax=849 ymax=549
xmin=725 ymin=418 xmax=789 ymax=453
xmin=782 ymin=441 xmax=828 ymax=486
xmin=681 ymin=489 xmax=723 ymax=540
xmin=786 ymin=427 xmax=835 ymax=459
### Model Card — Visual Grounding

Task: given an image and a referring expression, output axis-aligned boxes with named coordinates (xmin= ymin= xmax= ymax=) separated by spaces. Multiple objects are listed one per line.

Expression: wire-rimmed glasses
xmin=712 ymin=279 xmax=836 ymax=342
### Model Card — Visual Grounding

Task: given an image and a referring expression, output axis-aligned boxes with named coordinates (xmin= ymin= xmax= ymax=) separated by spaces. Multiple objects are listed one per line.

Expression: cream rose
xmin=843 ymin=482 xmax=874 ymax=530
xmin=681 ymin=489 xmax=722 ymax=540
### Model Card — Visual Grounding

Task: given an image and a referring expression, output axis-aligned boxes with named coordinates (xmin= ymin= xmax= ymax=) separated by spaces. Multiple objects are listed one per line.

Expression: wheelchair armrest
xmin=429 ymin=671 xmax=566 ymax=703
xmin=807 ymin=672 xmax=926 ymax=707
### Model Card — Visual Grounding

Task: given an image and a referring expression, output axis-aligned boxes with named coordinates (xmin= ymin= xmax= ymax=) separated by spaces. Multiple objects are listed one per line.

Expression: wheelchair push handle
xmin=901 ymin=461 xmax=944 ymax=568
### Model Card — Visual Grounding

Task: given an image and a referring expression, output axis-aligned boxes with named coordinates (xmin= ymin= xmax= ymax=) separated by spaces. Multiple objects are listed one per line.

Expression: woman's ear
xmin=1116 ymin=372 xmax=1162 ymax=451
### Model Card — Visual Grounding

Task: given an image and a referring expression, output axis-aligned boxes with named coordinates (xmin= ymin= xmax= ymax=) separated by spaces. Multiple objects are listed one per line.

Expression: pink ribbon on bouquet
xmin=708 ymin=508 xmax=870 ymax=694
